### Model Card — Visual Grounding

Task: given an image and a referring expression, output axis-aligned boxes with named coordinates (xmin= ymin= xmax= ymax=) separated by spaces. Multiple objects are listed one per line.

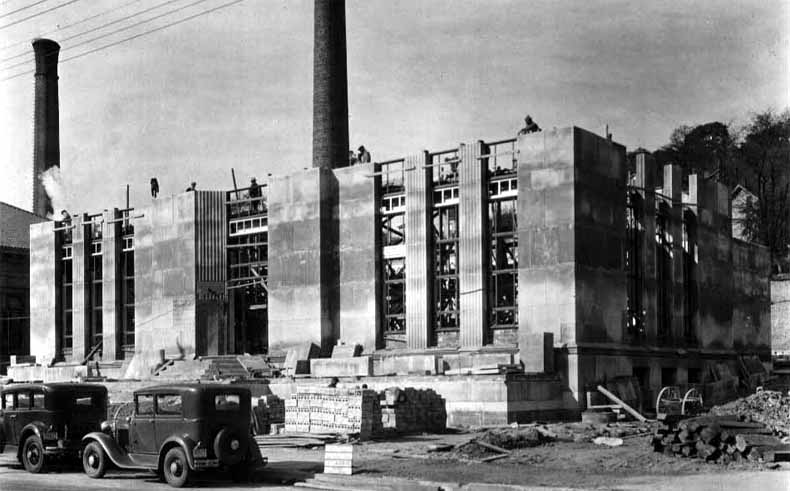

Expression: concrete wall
xmin=773 ymin=277 xmax=790 ymax=354
xmin=517 ymin=127 xmax=577 ymax=357
xmin=696 ymin=180 xmax=734 ymax=349
xmin=268 ymin=168 xmax=339 ymax=355
xmin=573 ymin=129 xmax=628 ymax=345
xmin=128 ymin=192 xmax=199 ymax=376
xmin=731 ymin=239 xmax=771 ymax=352
xmin=29 ymin=221 xmax=57 ymax=363
xmin=335 ymin=163 xmax=380 ymax=352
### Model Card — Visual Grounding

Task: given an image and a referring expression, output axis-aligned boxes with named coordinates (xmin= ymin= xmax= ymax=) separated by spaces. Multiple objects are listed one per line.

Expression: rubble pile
xmin=652 ymin=415 xmax=790 ymax=463
xmin=379 ymin=387 xmax=447 ymax=434
xmin=284 ymin=387 xmax=382 ymax=439
xmin=709 ymin=389 xmax=790 ymax=436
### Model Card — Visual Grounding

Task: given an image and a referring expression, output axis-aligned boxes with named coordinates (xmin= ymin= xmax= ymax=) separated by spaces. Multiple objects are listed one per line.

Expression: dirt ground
xmin=263 ymin=423 xmax=787 ymax=489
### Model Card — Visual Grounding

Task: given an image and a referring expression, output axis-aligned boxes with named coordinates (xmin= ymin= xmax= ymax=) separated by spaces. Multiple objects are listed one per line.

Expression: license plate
xmin=43 ymin=432 xmax=58 ymax=441
xmin=193 ymin=448 xmax=207 ymax=458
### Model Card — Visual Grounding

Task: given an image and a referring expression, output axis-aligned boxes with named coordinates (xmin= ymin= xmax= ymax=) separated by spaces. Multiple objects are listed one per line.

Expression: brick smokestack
xmin=32 ymin=38 xmax=60 ymax=218
xmin=312 ymin=0 xmax=348 ymax=169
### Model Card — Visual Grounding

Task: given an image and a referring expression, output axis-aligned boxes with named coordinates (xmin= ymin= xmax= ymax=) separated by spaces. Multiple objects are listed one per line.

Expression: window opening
xmin=488 ymin=195 xmax=518 ymax=332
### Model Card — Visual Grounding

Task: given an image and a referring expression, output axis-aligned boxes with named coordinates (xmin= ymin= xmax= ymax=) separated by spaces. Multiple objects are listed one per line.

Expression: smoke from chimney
xmin=312 ymin=0 xmax=349 ymax=169
xmin=31 ymin=38 xmax=60 ymax=218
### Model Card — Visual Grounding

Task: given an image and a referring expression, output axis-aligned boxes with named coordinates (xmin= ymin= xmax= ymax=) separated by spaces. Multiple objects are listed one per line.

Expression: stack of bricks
xmin=284 ymin=387 xmax=382 ymax=439
xmin=323 ymin=444 xmax=354 ymax=475
xmin=379 ymin=387 xmax=447 ymax=434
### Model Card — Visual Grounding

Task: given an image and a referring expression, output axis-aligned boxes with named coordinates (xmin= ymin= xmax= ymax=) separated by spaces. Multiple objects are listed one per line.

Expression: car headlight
xmin=230 ymin=439 xmax=240 ymax=451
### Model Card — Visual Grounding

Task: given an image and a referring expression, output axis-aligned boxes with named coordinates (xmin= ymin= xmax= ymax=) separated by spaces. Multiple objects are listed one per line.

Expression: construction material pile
xmin=284 ymin=387 xmax=382 ymax=439
xmin=380 ymin=387 xmax=447 ymax=434
xmin=709 ymin=389 xmax=790 ymax=436
xmin=652 ymin=415 xmax=790 ymax=463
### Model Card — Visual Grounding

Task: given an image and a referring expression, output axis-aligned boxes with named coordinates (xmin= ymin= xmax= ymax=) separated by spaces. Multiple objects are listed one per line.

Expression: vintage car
xmin=82 ymin=383 xmax=264 ymax=488
xmin=0 ymin=383 xmax=108 ymax=473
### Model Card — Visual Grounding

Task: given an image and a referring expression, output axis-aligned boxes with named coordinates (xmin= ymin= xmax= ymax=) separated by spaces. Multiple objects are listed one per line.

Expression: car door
xmin=0 ymin=392 xmax=18 ymax=451
xmin=13 ymin=391 xmax=33 ymax=441
xmin=129 ymin=393 xmax=157 ymax=454
xmin=154 ymin=394 xmax=183 ymax=450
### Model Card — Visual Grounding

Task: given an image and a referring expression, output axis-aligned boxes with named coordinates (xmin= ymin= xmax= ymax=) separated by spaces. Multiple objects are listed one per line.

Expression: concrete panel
xmin=194 ymin=191 xmax=227 ymax=355
xmin=458 ymin=141 xmax=486 ymax=347
xmin=269 ymin=168 xmax=339 ymax=355
xmin=773 ymin=278 xmax=790 ymax=353
xmin=405 ymin=152 xmax=431 ymax=348
xmin=130 ymin=193 xmax=198 ymax=375
xmin=29 ymin=221 xmax=57 ymax=363
xmin=335 ymin=163 xmax=379 ymax=352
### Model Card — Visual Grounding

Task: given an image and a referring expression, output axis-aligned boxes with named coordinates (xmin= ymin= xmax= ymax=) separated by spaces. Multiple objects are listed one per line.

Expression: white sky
xmin=0 ymin=0 xmax=788 ymax=213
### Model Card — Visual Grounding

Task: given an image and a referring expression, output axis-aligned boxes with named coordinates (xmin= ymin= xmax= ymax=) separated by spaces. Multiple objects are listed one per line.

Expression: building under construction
xmin=9 ymin=2 xmax=773 ymax=422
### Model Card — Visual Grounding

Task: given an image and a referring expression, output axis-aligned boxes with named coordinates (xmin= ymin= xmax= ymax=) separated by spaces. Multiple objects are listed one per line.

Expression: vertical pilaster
xmin=688 ymin=174 xmax=701 ymax=343
xmin=102 ymin=208 xmax=121 ymax=360
xmin=405 ymin=151 xmax=431 ymax=349
xmin=636 ymin=153 xmax=657 ymax=343
xmin=663 ymin=165 xmax=684 ymax=343
xmin=71 ymin=214 xmax=88 ymax=361
xmin=459 ymin=141 xmax=486 ymax=348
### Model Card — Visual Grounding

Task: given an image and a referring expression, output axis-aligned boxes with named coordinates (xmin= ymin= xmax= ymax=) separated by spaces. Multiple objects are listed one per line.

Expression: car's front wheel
xmin=163 ymin=447 xmax=190 ymax=488
xmin=21 ymin=436 xmax=46 ymax=473
xmin=82 ymin=441 xmax=108 ymax=478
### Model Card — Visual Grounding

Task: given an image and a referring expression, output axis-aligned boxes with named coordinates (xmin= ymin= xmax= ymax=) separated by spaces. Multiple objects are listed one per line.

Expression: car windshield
xmin=214 ymin=394 xmax=241 ymax=411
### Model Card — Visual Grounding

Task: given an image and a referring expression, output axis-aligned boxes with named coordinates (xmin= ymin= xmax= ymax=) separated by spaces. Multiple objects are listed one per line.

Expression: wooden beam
xmin=597 ymin=385 xmax=647 ymax=422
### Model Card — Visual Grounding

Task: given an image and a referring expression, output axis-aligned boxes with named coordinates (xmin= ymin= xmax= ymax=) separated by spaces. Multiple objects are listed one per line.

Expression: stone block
xmin=332 ymin=343 xmax=362 ymax=358
xmin=310 ymin=356 xmax=373 ymax=377
xmin=375 ymin=354 xmax=439 ymax=375
xmin=519 ymin=332 xmax=554 ymax=373
xmin=441 ymin=352 xmax=513 ymax=372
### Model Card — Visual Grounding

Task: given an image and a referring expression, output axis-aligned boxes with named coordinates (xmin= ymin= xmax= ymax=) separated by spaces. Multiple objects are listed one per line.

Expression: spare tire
xmin=213 ymin=428 xmax=247 ymax=466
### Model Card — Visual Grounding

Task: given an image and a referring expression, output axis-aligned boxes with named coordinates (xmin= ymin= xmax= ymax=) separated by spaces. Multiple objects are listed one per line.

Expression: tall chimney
xmin=32 ymin=38 xmax=60 ymax=218
xmin=312 ymin=0 xmax=348 ymax=169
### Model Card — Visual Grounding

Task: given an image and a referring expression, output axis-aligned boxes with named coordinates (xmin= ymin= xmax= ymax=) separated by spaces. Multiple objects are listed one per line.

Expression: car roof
xmin=1 ymin=383 xmax=107 ymax=393
xmin=133 ymin=383 xmax=250 ymax=396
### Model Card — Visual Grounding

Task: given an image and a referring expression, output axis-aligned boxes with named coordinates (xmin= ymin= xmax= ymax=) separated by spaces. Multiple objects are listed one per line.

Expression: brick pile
xmin=284 ymin=387 xmax=382 ymax=439
xmin=379 ymin=387 xmax=447 ymax=434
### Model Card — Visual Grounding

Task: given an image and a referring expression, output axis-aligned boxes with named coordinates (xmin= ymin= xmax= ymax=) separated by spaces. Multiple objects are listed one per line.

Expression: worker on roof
xmin=518 ymin=115 xmax=541 ymax=135
xmin=357 ymin=145 xmax=371 ymax=163
xmin=150 ymin=177 xmax=159 ymax=198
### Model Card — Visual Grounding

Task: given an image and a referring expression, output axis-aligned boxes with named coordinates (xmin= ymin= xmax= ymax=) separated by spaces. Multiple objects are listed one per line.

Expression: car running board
xmin=110 ymin=452 xmax=159 ymax=470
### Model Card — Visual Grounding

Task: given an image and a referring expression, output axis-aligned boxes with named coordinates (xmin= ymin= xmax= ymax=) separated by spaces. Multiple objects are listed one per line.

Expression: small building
xmin=17 ymin=126 xmax=772 ymax=419
xmin=0 ymin=201 xmax=47 ymax=374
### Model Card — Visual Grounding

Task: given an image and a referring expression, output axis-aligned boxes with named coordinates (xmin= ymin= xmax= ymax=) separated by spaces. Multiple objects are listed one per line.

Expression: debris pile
xmin=652 ymin=415 xmax=790 ymax=463
xmin=284 ymin=387 xmax=382 ymax=439
xmin=379 ymin=387 xmax=447 ymax=434
xmin=709 ymin=389 xmax=790 ymax=436
xmin=454 ymin=427 xmax=556 ymax=461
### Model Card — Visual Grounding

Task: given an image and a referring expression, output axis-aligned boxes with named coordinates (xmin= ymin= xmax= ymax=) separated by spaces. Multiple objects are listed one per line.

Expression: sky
xmin=0 ymin=0 xmax=788 ymax=214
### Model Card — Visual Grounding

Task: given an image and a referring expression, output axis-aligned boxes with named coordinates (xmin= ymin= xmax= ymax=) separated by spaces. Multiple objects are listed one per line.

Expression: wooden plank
xmin=480 ymin=454 xmax=509 ymax=463
xmin=473 ymin=440 xmax=511 ymax=454
xmin=596 ymin=385 xmax=646 ymax=422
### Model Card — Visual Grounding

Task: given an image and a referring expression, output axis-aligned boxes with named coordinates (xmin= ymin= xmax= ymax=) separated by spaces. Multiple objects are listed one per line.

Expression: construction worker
xmin=357 ymin=145 xmax=371 ymax=163
xmin=249 ymin=177 xmax=261 ymax=198
xmin=150 ymin=177 xmax=159 ymax=198
xmin=185 ymin=182 xmax=196 ymax=192
xmin=518 ymin=115 xmax=541 ymax=135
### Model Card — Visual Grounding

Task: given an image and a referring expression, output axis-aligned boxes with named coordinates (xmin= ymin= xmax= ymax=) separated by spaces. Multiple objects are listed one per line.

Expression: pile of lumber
xmin=379 ymin=387 xmax=446 ymax=434
xmin=652 ymin=415 xmax=790 ymax=463
xmin=284 ymin=387 xmax=382 ymax=439
xmin=254 ymin=432 xmax=344 ymax=449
